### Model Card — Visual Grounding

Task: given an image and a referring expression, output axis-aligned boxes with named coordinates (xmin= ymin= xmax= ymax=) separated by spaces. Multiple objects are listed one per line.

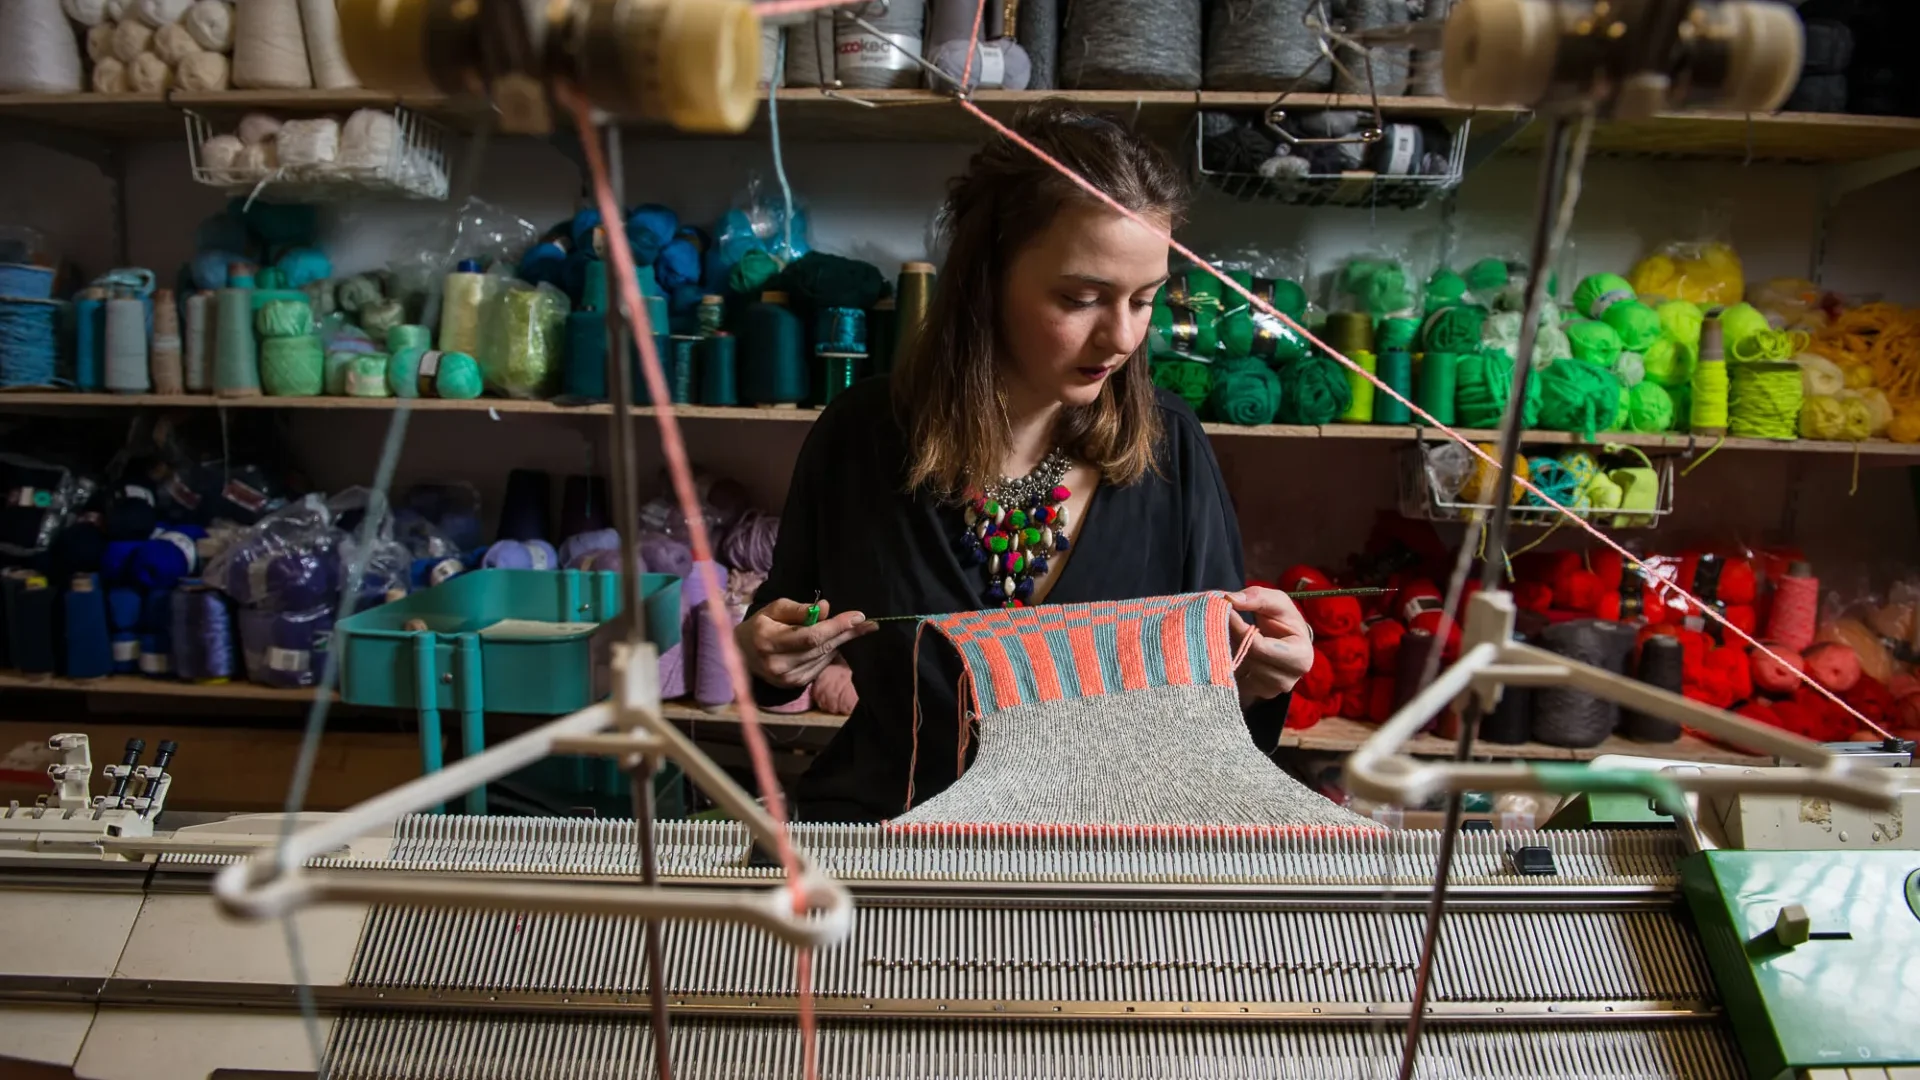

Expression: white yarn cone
xmin=297 ymin=0 xmax=357 ymax=88
xmin=183 ymin=0 xmax=231 ymax=51
xmin=232 ymin=0 xmax=312 ymax=89
xmin=0 ymin=0 xmax=86 ymax=92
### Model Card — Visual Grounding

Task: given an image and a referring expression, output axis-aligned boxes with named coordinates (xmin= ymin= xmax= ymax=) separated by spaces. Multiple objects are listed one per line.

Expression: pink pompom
xmin=1803 ymin=642 xmax=1862 ymax=694
xmin=1750 ymin=644 xmax=1805 ymax=696
xmin=812 ymin=658 xmax=859 ymax=716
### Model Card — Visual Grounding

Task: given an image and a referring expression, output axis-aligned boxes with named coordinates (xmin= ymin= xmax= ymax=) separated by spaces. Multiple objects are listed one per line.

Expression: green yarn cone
xmin=259 ymin=335 xmax=324 ymax=396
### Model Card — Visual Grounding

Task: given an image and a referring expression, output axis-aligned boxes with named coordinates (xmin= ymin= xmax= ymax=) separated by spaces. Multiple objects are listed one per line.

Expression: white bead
xmin=965 ymin=508 xmax=978 ymax=526
xmin=1003 ymin=576 xmax=1015 ymax=596
xmin=1041 ymin=526 xmax=1053 ymax=549
xmin=994 ymin=505 xmax=1005 ymax=526
xmin=1055 ymin=506 xmax=1070 ymax=529
xmin=976 ymin=521 xmax=988 ymax=540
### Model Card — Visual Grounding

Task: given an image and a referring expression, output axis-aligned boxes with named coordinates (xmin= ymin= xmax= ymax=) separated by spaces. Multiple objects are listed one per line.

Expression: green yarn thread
xmin=1565 ymin=318 xmax=1624 ymax=367
xmin=1275 ymin=353 xmax=1352 ymax=425
xmin=1727 ymin=360 xmax=1804 ymax=440
xmin=1627 ymin=380 xmax=1675 ymax=432
xmin=1207 ymin=357 xmax=1282 ymax=425
xmin=1151 ymin=357 xmax=1213 ymax=411
xmin=1340 ymin=350 xmax=1376 ymax=422
xmin=1422 ymin=305 xmax=1485 ymax=354
xmin=1537 ymin=357 xmax=1624 ymax=438
xmin=1375 ymin=349 xmax=1413 ymax=424
xmin=432 ymin=351 xmax=484 ymax=400
xmin=1417 ymin=352 xmax=1459 ymax=426
xmin=388 ymin=346 xmax=423 ymax=398
xmin=255 ymin=299 xmax=313 ymax=339
xmin=260 ymin=335 xmax=324 ymax=396
xmin=1454 ymin=349 xmax=1540 ymax=429
xmin=1572 ymin=272 xmax=1635 ymax=319
xmin=387 ymin=324 xmax=432 ymax=354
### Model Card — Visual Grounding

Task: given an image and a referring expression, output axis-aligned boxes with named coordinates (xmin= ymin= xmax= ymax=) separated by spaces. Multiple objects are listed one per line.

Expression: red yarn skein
xmin=1398 ymin=579 xmax=1460 ymax=656
xmin=1717 ymin=559 xmax=1758 ymax=603
xmin=1282 ymin=564 xmax=1363 ymax=638
xmin=1892 ymin=693 xmax=1920 ymax=737
xmin=1286 ymin=693 xmax=1325 ymax=730
xmin=1300 ymin=643 xmax=1337 ymax=701
xmin=1803 ymin=642 xmax=1862 ymax=694
xmin=1843 ymin=674 xmax=1893 ymax=727
xmin=1750 ymin=644 xmax=1804 ymax=696
xmin=1736 ymin=700 xmax=1779 ymax=728
xmin=1367 ymin=618 xmax=1405 ymax=675
xmin=1341 ymin=685 xmax=1370 ymax=721
xmin=1792 ymin=685 xmax=1857 ymax=741
xmin=1325 ymin=633 xmax=1370 ymax=689
xmin=1513 ymin=580 xmax=1554 ymax=614
xmin=1705 ymin=646 xmax=1752 ymax=704
xmin=1366 ymin=675 xmax=1395 ymax=723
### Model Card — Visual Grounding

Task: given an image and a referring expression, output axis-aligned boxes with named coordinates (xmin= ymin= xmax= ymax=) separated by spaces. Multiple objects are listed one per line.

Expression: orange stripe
xmin=1117 ymin=618 xmax=1147 ymax=692
xmin=1068 ymin=625 xmax=1104 ymax=696
xmin=1206 ymin=594 xmax=1235 ymax=688
xmin=1160 ymin=600 xmax=1190 ymax=686
xmin=978 ymin=636 xmax=1023 ymax=711
xmin=1024 ymin=632 xmax=1063 ymax=702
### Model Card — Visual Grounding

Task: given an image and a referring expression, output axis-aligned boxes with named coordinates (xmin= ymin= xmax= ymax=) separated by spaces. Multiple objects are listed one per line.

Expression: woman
xmin=740 ymin=101 xmax=1314 ymax=823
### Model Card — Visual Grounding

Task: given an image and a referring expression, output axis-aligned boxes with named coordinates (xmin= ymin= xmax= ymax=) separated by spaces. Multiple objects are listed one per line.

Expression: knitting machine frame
xmin=1398 ymin=437 xmax=1676 ymax=528
xmin=1343 ymin=588 xmax=1902 ymax=814
xmin=184 ymin=106 xmax=452 ymax=203
xmin=1192 ymin=115 xmax=1469 ymax=211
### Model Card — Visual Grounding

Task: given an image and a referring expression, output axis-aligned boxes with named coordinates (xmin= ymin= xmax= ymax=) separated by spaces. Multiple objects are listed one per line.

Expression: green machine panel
xmin=1682 ymin=849 xmax=1920 ymax=1080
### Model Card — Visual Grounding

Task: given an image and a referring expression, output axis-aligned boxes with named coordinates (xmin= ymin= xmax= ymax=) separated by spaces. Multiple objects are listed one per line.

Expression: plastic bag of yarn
xmin=1749 ymin=277 xmax=1835 ymax=333
xmin=238 ymin=604 xmax=335 ymax=688
xmin=1332 ymin=256 xmax=1415 ymax=316
xmin=1151 ymin=357 xmax=1213 ymax=412
xmin=477 ymin=279 xmax=568 ymax=398
xmin=1628 ymin=238 xmax=1744 ymax=307
xmin=716 ymin=171 xmax=812 ymax=265
xmin=1207 ymin=357 xmax=1281 ymax=426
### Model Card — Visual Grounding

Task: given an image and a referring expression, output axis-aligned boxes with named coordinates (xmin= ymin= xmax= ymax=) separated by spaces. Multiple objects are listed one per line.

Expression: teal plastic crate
xmin=336 ymin=569 xmax=681 ymax=813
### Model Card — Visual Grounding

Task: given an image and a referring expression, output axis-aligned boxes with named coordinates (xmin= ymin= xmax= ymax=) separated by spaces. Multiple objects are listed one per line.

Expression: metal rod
xmin=1478 ymin=116 xmax=1574 ymax=593
xmin=600 ymin=121 xmax=648 ymax=644
xmin=631 ymin=757 xmax=672 ymax=1080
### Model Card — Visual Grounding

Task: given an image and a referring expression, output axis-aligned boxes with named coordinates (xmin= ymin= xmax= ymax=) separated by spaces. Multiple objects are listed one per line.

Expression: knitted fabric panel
xmin=894 ymin=592 xmax=1375 ymax=828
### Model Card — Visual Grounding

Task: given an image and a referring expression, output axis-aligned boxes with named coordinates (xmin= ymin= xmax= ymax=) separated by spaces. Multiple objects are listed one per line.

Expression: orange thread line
xmin=953 ymin=97 xmax=1891 ymax=741
xmin=960 ymin=0 xmax=989 ymax=88
xmin=1232 ymin=623 xmax=1261 ymax=670
xmin=559 ymin=83 xmax=818 ymax=1080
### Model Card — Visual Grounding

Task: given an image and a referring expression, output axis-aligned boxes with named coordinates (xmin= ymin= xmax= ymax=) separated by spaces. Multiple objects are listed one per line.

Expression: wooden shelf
xmin=4 ymin=87 xmax=1919 ymax=162
xmin=6 ymin=391 xmax=1917 ymax=460
xmin=1284 ymin=715 xmax=1772 ymax=766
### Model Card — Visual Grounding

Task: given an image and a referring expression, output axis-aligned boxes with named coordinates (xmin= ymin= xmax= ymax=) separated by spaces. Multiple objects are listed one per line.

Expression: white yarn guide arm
xmin=1343 ymin=590 xmax=1902 ymax=814
xmin=213 ymin=643 xmax=854 ymax=951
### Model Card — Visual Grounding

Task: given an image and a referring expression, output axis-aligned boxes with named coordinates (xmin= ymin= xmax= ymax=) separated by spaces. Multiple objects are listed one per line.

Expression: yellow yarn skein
xmin=1462 ymin=443 xmax=1531 ymax=506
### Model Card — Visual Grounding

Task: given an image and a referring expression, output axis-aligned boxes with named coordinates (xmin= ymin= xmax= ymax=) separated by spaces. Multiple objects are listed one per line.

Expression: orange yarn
xmin=1811 ymin=303 xmax=1920 ymax=404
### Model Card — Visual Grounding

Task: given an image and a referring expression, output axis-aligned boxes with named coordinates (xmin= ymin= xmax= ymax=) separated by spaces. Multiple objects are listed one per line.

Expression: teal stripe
xmin=1005 ymin=633 xmax=1040 ymax=710
xmin=1092 ymin=619 xmax=1125 ymax=697
xmin=1183 ymin=594 xmax=1212 ymax=687
xmin=1045 ymin=629 xmax=1081 ymax=699
xmin=1141 ymin=610 xmax=1168 ymax=688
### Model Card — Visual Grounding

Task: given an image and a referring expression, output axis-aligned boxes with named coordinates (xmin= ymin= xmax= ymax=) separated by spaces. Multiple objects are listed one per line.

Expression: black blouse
xmin=751 ymin=377 xmax=1285 ymax=822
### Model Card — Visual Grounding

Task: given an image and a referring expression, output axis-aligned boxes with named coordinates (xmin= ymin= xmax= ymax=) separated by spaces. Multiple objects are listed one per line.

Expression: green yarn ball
xmin=1641 ymin=336 xmax=1695 ymax=387
xmin=1537 ymin=357 xmax=1624 ymax=438
xmin=1565 ymin=318 xmax=1623 ymax=367
xmin=1601 ymin=298 xmax=1662 ymax=352
xmin=1465 ymin=257 xmax=1510 ymax=295
xmin=324 ymin=350 xmax=361 ymax=395
xmin=1656 ymin=300 xmax=1704 ymax=350
xmin=1269 ymin=278 xmax=1309 ymax=321
xmin=1340 ymin=259 xmax=1412 ymax=315
xmin=336 ymin=274 xmax=383 ymax=314
xmin=1275 ymin=353 xmax=1353 ymax=425
xmin=256 ymin=299 xmax=314 ymax=339
xmin=1454 ymin=349 xmax=1541 ymax=429
xmin=1151 ymin=357 xmax=1214 ymax=412
xmin=1425 ymin=268 xmax=1469 ymax=313
xmin=360 ymin=299 xmax=406 ymax=338
xmin=1424 ymin=305 xmax=1486 ymax=354
xmin=436 ymin=351 xmax=484 ymax=400
xmin=1572 ymin=272 xmax=1636 ymax=319
xmin=729 ymin=250 xmax=781 ymax=296
xmin=1718 ymin=302 xmax=1773 ymax=354
xmin=1208 ymin=357 xmax=1283 ymax=426
xmin=346 ymin=353 xmax=391 ymax=397
xmin=1627 ymin=380 xmax=1675 ymax=433
xmin=260 ymin=335 xmax=324 ymax=396
xmin=1376 ymin=317 xmax=1420 ymax=352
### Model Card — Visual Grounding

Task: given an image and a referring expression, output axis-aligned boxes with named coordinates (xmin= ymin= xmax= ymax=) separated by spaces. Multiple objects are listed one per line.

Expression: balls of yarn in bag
xmin=1274 ymin=354 xmax=1351 ymax=425
xmin=1626 ymin=381 xmax=1675 ymax=432
xmin=1151 ymin=357 xmax=1212 ymax=412
xmin=1454 ymin=349 xmax=1540 ymax=429
xmin=1424 ymin=268 xmax=1468 ymax=312
xmin=1421 ymin=305 xmax=1484 ymax=354
xmin=1572 ymin=272 xmax=1635 ymax=319
xmin=1208 ymin=358 xmax=1281 ymax=425
xmin=638 ymin=534 xmax=693 ymax=580
xmin=479 ymin=282 xmax=568 ymax=398
xmin=261 ymin=335 xmax=324 ymax=395
xmin=1538 ymin=357 xmax=1623 ymax=437
xmin=1464 ymin=258 xmax=1509 ymax=295
xmin=112 ymin=19 xmax=154 ymax=63
xmin=256 ymin=299 xmax=313 ymax=338
xmin=1565 ymin=319 xmax=1623 ymax=367
xmin=1641 ymin=337 xmax=1694 ymax=388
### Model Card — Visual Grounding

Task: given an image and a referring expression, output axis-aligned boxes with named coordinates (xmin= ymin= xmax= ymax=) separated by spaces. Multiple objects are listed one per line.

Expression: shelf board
xmin=1287 ymin=715 xmax=1772 ymax=766
xmin=5 ymin=391 xmax=1917 ymax=459
xmin=4 ymin=88 xmax=1919 ymax=162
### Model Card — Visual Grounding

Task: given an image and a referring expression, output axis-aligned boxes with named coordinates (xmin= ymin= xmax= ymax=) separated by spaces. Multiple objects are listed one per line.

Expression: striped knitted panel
xmin=931 ymin=592 xmax=1237 ymax=717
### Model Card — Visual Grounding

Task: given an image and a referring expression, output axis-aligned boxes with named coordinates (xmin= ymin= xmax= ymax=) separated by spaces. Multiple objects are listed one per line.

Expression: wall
xmin=6 ymin=123 xmax=1920 ymax=582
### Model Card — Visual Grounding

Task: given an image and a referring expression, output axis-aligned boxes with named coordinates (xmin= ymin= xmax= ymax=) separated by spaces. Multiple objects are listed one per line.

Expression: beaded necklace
xmin=956 ymin=447 xmax=1074 ymax=608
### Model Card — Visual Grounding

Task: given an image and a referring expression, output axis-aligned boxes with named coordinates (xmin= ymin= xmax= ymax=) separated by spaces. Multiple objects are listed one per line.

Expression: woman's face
xmin=998 ymin=201 xmax=1170 ymax=411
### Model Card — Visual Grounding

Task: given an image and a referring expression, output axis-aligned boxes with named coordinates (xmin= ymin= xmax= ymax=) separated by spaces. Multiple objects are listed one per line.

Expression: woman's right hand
xmin=737 ymin=598 xmax=878 ymax=689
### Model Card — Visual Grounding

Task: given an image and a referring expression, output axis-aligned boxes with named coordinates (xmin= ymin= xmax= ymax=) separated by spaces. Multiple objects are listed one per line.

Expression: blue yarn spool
xmin=0 ymin=298 xmax=61 ymax=389
xmin=73 ymin=296 xmax=104 ymax=389
xmin=170 ymin=583 xmax=235 ymax=682
xmin=700 ymin=332 xmax=738 ymax=405
xmin=0 ymin=264 xmax=55 ymax=300
xmin=62 ymin=575 xmax=113 ymax=680
xmin=1375 ymin=348 xmax=1414 ymax=424
xmin=741 ymin=292 xmax=807 ymax=406
xmin=669 ymin=338 xmax=699 ymax=403
xmin=814 ymin=306 xmax=867 ymax=355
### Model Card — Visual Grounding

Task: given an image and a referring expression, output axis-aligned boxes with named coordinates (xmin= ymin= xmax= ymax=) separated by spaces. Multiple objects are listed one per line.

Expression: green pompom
xmin=1572 ymin=272 xmax=1636 ymax=319
xmin=988 ymin=535 xmax=1009 ymax=554
xmin=1208 ymin=357 xmax=1283 ymax=426
xmin=1565 ymin=318 xmax=1624 ymax=367
xmin=1009 ymin=509 xmax=1026 ymax=528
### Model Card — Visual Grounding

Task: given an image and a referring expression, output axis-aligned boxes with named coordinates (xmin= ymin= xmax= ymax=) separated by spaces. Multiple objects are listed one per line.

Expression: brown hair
xmin=893 ymin=99 xmax=1189 ymax=499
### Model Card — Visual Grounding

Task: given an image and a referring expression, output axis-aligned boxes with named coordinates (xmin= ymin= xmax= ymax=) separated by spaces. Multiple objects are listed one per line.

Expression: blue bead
xmin=961 ymin=547 xmax=984 ymax=567
xmin=1029 ymin=556 xmax=1049 ymax=577
xmin=1055 ymin=534 xmax=1072 ymax=553
xmin=1015 ymin=578 xmax=1035 ymax=599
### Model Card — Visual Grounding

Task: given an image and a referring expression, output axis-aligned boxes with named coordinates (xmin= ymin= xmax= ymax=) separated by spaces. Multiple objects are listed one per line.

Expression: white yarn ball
xmin=339 ymin=108 xmax=398 ymax=170
xmin=277 ymin=118 xmax=340 ymax=169
xmin=134 ymin=0 xmax=191 ymax=27
xmin=176 ymin=48 xmax=228 ymax=90
xmin=237 ymin=112 xmax=282 ymax=145
xmin=183 ymin=0 xmax=230 ymax=50
xmin=129 ymin=49 xmax=173 ymax=91
xmin=200 ymin=132 xmax=244 ymax=181
xmin=64 ymin=0 xmax=110 ymax=26
xmin=87 ymin=21 xmax=116 ymax=61
xmin=91 ymin=56 xmax=129 ymax=93
xmin=105 ymin=0 xmax=127 ymax=18
xmin=111 ymin=18 xmax=154 ymax=62
xmin=153 ymin=21 xmax=200 ymax=63
xmin=238 ymin=140 xmax=280 ymax=180
xmin=232 ymin=0 xmax=312 ymax=89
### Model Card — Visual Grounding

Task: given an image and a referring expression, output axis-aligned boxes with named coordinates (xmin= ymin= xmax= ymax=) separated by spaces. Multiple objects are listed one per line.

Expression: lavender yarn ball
xmin=639 ymin=533 xmax=694 ymax=580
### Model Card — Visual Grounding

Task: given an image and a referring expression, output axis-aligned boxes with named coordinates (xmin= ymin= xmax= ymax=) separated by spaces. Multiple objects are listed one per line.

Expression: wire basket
xmin=1193 ymin=113 xmax=1469 ymax=211
xmin=185 ymin=106 xmax=451 ymax=202
xmin=1398 ymin=439 xmax=1676 ymax=529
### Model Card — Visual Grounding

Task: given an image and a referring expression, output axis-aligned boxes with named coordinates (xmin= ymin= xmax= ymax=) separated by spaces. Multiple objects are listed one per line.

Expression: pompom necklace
xmin=956 ymin=447 xmax=1074 ymax=608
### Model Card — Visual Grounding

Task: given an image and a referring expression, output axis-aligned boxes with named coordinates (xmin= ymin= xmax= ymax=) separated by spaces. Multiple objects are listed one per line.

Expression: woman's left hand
xmin=1226 ymin=587 xmax=1315 ymax=707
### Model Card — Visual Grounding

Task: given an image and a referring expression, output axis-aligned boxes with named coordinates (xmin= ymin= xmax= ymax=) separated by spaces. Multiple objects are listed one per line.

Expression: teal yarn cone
xmin=1417 ymin=351 xmax=1458 ymax=426
xmin=740 ymin=291 xmax=807 ymax=406
xmin=1274 ymin=353 xmax=1352 ymax=425
xmin=389 ymin=346 xmax=424 ymax=398
xmin=1376 ymin=317 xmax=1419 ymax=352
xmin=700 ymin=332 xmax=738 ymax=405
xmin=669 ymin=338 xmax=699 ymax=404
xmin=260 ymin=335 xmax=324 ymax=396
xmin=213 ymin=281 xmax=259 ymax=397
xmin=1207 ymin=357 xmax=1282 ymax=426
xmin=387 ymin=324 xmax=432 ymax=354
xmin=564 ymin=262 xmax=610 ymax=399
xmin=1374 ymin=349 xmax=1413 ymax=424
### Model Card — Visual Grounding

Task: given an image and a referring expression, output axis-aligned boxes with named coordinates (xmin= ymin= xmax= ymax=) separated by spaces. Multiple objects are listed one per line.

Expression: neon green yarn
xmin=1601 ymin=299 xmax=1661 ymax=351
xmin=1718 ymin=302 xmax=1773 ymax=353
xmin=1565 ymin=319 xmax=1624 ymax=367
xmin=1656 ymin=300 xmax=1704 ymax=350
xmin=1454 ymin=349 xmax=1541 ymax=429
xmin=1538 ymin=357 xmax=1624 ymax=438
xmin=1727 ymin=360 xmax=1803 ymax=440
xmin=1573 ymin=273 xmax=1635 ymax=318
xmin=1641 ymin=336 xmax=1695 ymax=387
